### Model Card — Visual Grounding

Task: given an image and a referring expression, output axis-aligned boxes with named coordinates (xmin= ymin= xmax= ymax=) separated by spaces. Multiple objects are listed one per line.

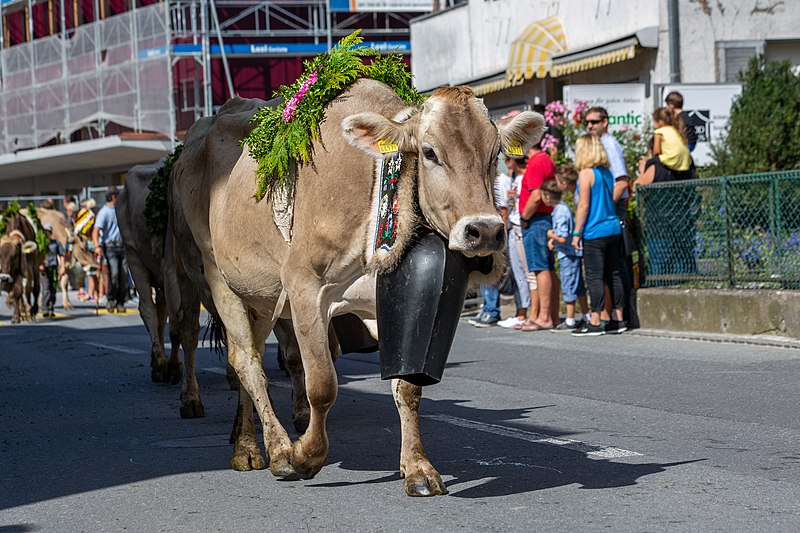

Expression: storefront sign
xmin=660 ymin=84 xmax=742 ymax=166
xmin=563 ymin=84 xmax=647 ymax=132
xmin=329 ymin=0 xmax=433 ymax=12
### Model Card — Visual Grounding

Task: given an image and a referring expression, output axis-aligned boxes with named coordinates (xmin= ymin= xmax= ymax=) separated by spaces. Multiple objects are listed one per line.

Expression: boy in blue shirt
xmin=541 ymin=178 xmax=589 ymax=330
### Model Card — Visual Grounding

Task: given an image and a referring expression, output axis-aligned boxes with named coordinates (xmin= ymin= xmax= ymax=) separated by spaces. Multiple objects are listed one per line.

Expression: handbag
xmin=620 ymin=219 xmax=636 ymax=257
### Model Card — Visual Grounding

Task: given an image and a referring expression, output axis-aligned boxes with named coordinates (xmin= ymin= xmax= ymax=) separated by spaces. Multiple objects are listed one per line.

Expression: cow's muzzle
xmin=0 ymin=273 xmax=13 ymax=284
xmin=448 ymin=215 xmax=506 ymax=257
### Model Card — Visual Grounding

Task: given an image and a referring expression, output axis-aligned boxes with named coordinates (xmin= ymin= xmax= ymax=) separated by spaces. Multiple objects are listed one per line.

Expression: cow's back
xmin=119 ymin=162 xmax=164 ymax=279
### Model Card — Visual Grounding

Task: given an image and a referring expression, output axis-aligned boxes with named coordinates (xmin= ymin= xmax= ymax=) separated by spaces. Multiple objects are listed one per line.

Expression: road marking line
xmin=424 ymin=413 xmax=642 ymax=459
xmin=85 ymin=342 xmax=146 ymax=355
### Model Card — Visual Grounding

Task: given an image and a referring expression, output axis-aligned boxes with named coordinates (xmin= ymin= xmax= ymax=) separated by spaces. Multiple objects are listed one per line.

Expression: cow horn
xmin=22 ymin=241 xmax=38 ymax=254
xmin=9 ymin=230 xmax=25 ymax=241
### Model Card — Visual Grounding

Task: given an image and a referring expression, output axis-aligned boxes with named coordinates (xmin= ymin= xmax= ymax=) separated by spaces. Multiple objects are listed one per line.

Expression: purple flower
xmin=282 ymin=69 xmax=319 ymax=123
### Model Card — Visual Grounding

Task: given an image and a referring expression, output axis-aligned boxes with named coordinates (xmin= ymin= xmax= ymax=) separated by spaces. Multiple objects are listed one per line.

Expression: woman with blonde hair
xmin=570 ymin=134 xmax=626 ymax=336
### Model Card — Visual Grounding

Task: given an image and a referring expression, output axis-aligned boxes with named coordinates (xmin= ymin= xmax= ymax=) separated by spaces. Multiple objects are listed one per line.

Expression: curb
xmin=629 ymin=328 xmax=800 ymax=350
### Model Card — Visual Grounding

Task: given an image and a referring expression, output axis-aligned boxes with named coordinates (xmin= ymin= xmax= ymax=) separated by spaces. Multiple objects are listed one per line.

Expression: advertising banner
xmin=660 ymin=84 xmax=742 ymax=166
xmin=329 ymin=0 xmax=433 ymax=12
xmin=563 ymin=84 xmax=646 ymax=132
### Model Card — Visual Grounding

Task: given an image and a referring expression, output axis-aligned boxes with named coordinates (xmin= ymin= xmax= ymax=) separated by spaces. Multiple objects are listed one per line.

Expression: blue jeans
xmin=480 ymin=285 xmax=501 ymax=319
xmin=521 ymin=214 xmax=555 ymax=272
xmin=104 ymin=242 xmax=129 ymax=306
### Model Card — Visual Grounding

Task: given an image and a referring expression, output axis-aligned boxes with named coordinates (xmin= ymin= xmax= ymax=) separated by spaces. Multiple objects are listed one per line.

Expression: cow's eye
xmin=422 ymin=145 xmax=439 ymax=165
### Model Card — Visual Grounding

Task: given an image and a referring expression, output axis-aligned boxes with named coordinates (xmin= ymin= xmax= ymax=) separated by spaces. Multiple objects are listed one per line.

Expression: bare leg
xmin=393 ymin=379 xmax=447 ymax=496
xmin=534 ymin=269 xmax=553 ymax=326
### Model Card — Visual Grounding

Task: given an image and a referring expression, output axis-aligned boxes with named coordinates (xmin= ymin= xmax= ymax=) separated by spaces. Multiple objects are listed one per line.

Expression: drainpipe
xmin=668 ymin=0 xmax=681 ymax=83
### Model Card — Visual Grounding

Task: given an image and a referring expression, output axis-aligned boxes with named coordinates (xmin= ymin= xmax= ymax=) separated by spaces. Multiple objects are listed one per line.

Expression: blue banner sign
xmin=140 ymin=41 xmax=410 ymax=59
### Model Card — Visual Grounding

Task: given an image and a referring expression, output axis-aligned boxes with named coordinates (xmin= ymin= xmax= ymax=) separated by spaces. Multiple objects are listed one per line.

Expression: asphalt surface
xmin=2 ymin=294 xmax=800 ymax=531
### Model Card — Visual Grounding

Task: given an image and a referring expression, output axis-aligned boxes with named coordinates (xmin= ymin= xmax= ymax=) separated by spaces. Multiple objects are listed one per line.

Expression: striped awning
xmin=551 ymin=36 xmax=638 ymax=77
xmin=505 ymin=17 xmax=567 ymax=83
xmin=471 ymin=77 xmax=522 ymax=96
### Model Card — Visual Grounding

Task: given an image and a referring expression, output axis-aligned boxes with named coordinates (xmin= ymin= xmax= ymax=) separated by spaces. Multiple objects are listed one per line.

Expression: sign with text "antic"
xmin=564 ymin=84 xmax=647 ymax=132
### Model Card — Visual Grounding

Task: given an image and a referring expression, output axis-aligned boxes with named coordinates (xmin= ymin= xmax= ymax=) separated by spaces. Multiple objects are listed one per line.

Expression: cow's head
xmin=342 ymin=86 xmax=545 ymax=257
xmin=0 ymin=230 xmax=37 ymax=292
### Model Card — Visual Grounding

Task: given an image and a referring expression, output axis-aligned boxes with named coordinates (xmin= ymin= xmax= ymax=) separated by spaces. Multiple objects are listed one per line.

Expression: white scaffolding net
xmin=0 ymin=3 xmax=171 ymax=155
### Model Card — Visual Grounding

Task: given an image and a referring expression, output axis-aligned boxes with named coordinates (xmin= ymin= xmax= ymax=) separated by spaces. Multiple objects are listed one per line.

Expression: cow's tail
xmin=202 ymin=311 xmax=227 ymax=359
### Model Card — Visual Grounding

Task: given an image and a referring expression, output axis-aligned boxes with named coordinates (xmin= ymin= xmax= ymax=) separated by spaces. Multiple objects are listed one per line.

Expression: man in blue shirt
xmin=93 ymin=190 xmax=128 ymax=313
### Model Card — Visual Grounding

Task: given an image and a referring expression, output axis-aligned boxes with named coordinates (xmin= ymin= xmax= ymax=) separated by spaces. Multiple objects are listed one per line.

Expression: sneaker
xmin=497 ymin=316 xmax=525 ymax=329
xmin=107 ymin=299 xmax=116 ymax=313
xmin=605 ymin=320 xmax=628 ymax=335
xmin=572 ymin=323 xmax=606 ymax=337
xmin=552 ymin=321 xmax=578 ymax=332
xmin=471 ymin=312 xmax=499 ymax=328
xmin=116 ymin=304 xmax=127 ymax=314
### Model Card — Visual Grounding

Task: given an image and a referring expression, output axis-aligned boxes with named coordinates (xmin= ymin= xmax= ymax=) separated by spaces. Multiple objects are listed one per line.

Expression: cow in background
xmin=0 ymin=212 xmax=41 ymax=323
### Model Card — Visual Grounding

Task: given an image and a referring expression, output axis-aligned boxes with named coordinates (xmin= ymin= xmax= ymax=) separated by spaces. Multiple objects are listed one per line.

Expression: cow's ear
xmin=341 ymin=112 xmax=416 ymax=157
xmin=496 ymin=111 xmax=546 ymax=157
xmin=22 ymin=241 xmax=37 ymax=254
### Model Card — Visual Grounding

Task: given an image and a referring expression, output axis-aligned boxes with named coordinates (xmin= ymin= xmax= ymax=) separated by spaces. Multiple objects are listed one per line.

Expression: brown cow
xmin=172 ymin=81 xmax=544 ymax=496
xmin=24 ymin=207 xmax=95 ymax=310
xmin=0 ymin=212 xmax=42 ymax=323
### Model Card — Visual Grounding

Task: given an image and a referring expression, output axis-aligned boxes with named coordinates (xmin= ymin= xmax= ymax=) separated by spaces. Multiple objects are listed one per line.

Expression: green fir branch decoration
xmin=0 ymin=200 xmax=21 ymax=236
xmin=242 ymin=30 xmax=423 ymax=202
xmin=26 ymin=202 xmax=49 ymax=253
xmin=0 ymin=201 xmax=47 ymax=252
xmin=144 ymin=144 xmax=184 ymax=244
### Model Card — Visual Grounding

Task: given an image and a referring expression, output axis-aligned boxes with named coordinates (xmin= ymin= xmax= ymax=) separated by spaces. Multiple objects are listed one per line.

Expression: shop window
xmin=717 ymin=40 xmax=763 ymax=82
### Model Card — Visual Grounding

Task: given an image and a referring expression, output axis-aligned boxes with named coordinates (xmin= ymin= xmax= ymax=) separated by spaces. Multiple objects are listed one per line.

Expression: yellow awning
xmin=471 ymin=77 xmax=522 ymax=96
xmin=506 ymin=17 xmax=567 ymax=83
xmin=551 ymin=39 xmax=638 ymax=77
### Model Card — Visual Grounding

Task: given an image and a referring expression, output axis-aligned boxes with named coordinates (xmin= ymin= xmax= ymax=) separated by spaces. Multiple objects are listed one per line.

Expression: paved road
xmin=2 ymin=296 xmax=800 ymax=531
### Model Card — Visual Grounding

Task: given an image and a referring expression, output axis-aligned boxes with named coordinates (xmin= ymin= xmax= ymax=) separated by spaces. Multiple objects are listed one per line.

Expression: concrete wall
xmin=637 ymin=288 xmax=800 ymax=339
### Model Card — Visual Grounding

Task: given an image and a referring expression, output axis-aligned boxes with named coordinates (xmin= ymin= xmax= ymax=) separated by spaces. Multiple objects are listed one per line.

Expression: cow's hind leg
xmin=208 ymin=278 xmax=294 ymax=477
xmin=229 ymin=385 xmax=266 ymax=471
xmin=129 ymin=255 xmax=170 ymax=382
xmin=393 ymin=379 xmax=448 ymax=497
xmin=60 ymin=273 xmax=73 ymax=310
xmin=173 ymin=273 xmax=203 ymax=418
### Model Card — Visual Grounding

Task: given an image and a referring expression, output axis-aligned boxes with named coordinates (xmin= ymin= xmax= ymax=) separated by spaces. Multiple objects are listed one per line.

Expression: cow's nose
xmin=464 ymin=221 xmax=506 ymax=251
xmin=0 ymin=273 xmax=12 ymax=283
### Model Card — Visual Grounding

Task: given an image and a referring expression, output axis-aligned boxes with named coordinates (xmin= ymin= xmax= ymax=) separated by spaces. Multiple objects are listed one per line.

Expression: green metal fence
xmin=635 ymin=170 xmax=800 ymax=289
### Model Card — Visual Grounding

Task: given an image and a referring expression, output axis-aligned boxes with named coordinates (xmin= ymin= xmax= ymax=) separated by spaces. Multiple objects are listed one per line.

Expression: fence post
xmin=722 ymin=177 xmax=735 ymax=288
xmin=773 ymin=175 xmax=783 ymax=287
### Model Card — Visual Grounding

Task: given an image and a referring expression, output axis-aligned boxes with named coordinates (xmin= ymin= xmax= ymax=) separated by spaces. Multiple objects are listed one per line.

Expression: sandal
xmin=520 ymin=321 xmax=553 ymax=332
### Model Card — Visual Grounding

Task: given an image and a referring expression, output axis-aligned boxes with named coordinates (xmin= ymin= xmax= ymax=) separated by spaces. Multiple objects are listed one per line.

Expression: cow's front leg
xmin=393 ymin=379 xmax=448 ymax=497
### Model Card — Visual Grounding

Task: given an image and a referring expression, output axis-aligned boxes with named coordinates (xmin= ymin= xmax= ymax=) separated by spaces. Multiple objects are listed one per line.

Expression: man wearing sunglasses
xmin=584 ymin=106 xmax=632 ymax=326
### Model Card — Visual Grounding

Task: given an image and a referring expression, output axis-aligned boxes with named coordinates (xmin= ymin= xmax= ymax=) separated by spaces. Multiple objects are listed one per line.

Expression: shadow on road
xmin=0 ymin=320 xmax=698 ymax=510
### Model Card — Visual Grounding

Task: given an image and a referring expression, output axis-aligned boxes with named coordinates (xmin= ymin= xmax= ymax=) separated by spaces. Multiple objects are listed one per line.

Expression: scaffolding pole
xmin=167 ymin=0 xmax=176 ymax=148
xmin=209 ymin=0 xmax=234 ymax=99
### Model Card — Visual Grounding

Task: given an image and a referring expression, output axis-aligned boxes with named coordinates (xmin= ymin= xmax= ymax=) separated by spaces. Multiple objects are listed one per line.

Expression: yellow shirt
xmin=655 ymin=126 xmax=691 ymax=171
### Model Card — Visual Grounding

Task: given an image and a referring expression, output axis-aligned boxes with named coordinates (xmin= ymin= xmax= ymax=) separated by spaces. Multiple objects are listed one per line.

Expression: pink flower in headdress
xmin=282 ymin=69 xmax=319 ymax=123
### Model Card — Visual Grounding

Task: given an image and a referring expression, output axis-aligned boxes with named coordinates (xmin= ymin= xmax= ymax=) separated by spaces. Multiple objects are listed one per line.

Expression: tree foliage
xmin=711 ymin=56 xmax=800 ymax=175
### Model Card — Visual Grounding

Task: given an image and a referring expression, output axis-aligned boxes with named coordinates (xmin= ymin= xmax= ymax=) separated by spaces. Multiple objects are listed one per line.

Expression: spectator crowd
xmin=470 ymin=92 xmax=697 ymax=336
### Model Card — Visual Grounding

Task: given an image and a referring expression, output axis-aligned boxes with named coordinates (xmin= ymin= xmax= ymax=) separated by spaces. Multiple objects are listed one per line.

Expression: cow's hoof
xmin=403 ymin=472 xmax=448 ymax=497
xmin=268 ymin=458 xmax=296 ymax=478
xmin=290 ymin=436 xmax=326 ymax=479
xmin=231 ymin=445 xmax=266 ymax=471
xmin=180 ymin=398 xmax=205 ymax=419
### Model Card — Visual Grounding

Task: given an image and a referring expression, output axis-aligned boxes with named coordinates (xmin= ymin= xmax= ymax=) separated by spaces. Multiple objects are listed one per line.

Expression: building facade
xmin=410 ymin=0 xmax=800 ymax=157
xmin=0 ymin=0 xmax=426 ymax=196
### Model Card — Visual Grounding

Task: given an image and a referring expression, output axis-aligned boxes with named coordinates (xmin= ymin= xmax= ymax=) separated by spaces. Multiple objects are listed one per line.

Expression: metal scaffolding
xmin=0 ymin=0 xmax=416 ymax=155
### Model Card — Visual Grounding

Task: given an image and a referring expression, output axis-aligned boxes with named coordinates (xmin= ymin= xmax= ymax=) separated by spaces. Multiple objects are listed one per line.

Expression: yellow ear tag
xmin=506 ymin=143 xmax=523 ymax=157
xmin=377 ymin=139 xmax=399 ymax=154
